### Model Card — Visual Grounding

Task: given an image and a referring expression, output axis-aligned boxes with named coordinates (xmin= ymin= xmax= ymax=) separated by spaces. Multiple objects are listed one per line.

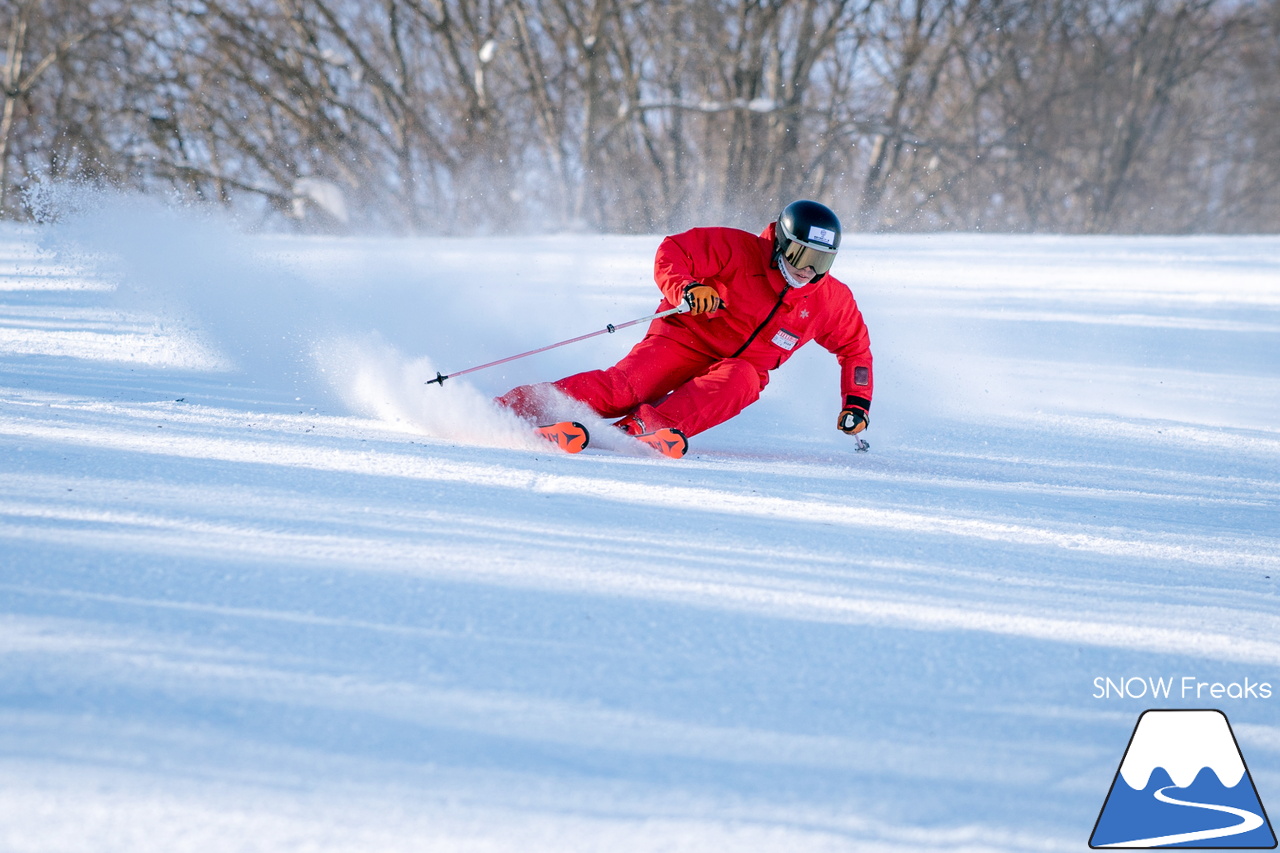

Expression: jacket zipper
xmin=729 ymin=285 xmax=791 ymax=359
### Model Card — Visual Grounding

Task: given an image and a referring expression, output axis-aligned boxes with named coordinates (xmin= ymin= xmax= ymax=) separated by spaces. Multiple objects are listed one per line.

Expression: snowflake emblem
xmin=799 ymin=308 xmax=810 ymax=319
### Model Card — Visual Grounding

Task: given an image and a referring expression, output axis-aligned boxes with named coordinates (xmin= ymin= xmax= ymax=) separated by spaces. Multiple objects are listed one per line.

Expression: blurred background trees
xmin=1 ymin=0 xmax=1275 ymax=233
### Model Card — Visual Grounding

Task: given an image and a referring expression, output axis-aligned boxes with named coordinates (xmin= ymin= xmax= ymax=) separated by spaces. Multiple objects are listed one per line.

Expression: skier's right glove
xmin=837 ymin=407 xmax=869 ymax=435
xmin=683 ymin=282 xmax=724 ymax=314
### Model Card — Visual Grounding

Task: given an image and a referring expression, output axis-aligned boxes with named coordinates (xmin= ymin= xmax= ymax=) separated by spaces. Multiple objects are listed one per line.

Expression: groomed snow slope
xmin=1 ymin=199 xmax=1278 ymax=851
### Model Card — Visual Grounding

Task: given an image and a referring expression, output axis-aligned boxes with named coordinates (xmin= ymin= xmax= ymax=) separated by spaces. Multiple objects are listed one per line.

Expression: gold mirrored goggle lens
xmin=782 ymin=241 xmax=836 ymax=275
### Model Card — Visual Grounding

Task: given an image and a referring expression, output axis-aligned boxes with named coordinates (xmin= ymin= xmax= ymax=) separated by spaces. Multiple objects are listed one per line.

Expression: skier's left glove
xmin=837 ymin=406 xmax=869 ymax=435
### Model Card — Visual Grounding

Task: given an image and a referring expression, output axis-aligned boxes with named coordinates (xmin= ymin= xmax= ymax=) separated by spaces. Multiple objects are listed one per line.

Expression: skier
xmin=496 ymin=199 xmax=874 ymax=457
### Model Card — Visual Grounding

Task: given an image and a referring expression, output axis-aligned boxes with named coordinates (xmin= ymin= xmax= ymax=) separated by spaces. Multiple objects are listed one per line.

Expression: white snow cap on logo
xmin=808 ymin=225 xmax=836 ymax=246
xmin=1119 ymin=710 xmax=1246 ymax=789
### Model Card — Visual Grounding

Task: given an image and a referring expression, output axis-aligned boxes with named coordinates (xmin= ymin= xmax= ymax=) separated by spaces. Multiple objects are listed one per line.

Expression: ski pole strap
xmin=427 ymin=302 xmax=690 ymax=386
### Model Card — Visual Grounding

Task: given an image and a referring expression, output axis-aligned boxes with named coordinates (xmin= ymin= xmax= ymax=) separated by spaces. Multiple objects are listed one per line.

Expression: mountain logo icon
xmin=1091 ymin=709 xmax=1277 ymax=848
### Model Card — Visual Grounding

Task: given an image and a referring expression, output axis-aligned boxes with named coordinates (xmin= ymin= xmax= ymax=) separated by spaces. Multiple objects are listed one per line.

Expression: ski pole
xmin=426 ymin=302 xmax=691 ymax=386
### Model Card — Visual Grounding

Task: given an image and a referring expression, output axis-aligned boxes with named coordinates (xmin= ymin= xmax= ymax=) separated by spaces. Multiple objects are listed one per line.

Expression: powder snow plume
xmin=30 ymin=185 xmax=552 ymax=448
xmin=35 ymin=186 xmax=322 ymax=399
xmin=316 ymin=335 xmax=542 ymax=448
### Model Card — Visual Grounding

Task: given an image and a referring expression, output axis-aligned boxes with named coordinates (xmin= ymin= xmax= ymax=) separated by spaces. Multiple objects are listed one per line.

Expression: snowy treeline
xmin=2 ymin=0 xmax=1278 ymax=234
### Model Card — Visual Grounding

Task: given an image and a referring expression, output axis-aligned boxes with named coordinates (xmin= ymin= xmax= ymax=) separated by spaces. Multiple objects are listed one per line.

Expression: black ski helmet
xmin=774 ymin=199 xmax=841 ymax=282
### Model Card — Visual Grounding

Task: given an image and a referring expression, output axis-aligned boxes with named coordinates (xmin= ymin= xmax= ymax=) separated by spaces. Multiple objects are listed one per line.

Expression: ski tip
xmin=638 ymin=427 xmax=688 ymax=459
xmin=535 ymin=421 xmax=590 ymax=454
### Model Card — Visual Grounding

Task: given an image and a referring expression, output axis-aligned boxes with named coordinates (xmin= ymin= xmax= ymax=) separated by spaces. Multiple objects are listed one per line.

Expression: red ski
xmin=535 ymin=421 xmax=589 ymax=454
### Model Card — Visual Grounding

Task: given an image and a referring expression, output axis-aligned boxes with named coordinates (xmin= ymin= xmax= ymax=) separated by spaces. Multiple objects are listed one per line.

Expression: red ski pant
xmin=502 ymin=334 xmax=767 ymax=437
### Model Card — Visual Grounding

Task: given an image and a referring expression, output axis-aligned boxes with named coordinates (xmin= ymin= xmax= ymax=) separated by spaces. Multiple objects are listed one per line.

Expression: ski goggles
xmin=778 ymin=229 xmax=838 ymax=275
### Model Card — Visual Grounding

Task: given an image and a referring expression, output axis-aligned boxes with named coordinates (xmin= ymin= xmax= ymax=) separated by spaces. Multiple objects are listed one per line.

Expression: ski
xmin=636 ymin=427 xmax=688 ymax=459
xmin=535 ymin=419 xmax=685 ymax=459
xmin=535 ymin=421 xmax=589 ymax=454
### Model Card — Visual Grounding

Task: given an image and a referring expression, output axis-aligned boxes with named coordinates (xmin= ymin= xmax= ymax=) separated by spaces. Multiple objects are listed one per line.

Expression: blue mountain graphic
xmin=1091 ymin=766 xmax=1276 ymax=848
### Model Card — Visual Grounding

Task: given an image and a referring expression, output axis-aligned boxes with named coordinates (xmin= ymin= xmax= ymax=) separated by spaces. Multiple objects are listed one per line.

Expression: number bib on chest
xmin=770 ymin=328 xmax=800 ymax=351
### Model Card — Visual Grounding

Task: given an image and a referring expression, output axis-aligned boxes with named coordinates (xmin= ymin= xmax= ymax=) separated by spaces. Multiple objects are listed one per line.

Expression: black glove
xmin=837 ymin=407 xmax=869 ymax=435
xmin=682 ymin=282 xmax=724 ymax=314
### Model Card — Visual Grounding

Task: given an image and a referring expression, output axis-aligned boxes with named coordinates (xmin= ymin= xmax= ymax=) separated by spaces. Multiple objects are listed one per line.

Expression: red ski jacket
xmin=648 ymin=223 xmax=874 ymax=412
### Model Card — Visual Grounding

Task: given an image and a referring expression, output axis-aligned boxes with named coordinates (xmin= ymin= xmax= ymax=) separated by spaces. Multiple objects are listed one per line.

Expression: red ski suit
xmin=501 ymin=223 xmax=873 ymax=437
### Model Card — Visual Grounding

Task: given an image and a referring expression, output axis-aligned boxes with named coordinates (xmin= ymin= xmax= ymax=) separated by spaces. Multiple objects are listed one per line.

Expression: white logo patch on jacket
xmin=771 ymin=328 xmax=800 ymax=351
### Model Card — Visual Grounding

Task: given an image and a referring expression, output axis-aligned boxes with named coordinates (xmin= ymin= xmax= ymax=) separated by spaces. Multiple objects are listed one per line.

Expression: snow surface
xmin=2 ymin=196 xmax=1279 ymax=851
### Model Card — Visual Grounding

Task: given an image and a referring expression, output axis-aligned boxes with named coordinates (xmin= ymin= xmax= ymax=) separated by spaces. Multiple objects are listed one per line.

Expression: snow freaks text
xmin=1093 ymin=676 xmax=1274 ymax=701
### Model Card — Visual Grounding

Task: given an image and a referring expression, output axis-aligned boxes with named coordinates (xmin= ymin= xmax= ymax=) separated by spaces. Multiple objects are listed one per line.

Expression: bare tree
xmin=1 ymin=0 xmax=1275 ymax=234
xmin=854 ymin=0 xmax=971 ymax=230
xmin=1072 ymin=0 xmax=1239 ymax=231
xmin=0 ymin=0 xmax=135 ymax=214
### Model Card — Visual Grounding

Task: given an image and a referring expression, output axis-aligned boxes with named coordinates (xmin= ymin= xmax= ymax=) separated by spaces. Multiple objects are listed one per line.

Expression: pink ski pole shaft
xmin=426 ymin=302 xmax=690 ymax=386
